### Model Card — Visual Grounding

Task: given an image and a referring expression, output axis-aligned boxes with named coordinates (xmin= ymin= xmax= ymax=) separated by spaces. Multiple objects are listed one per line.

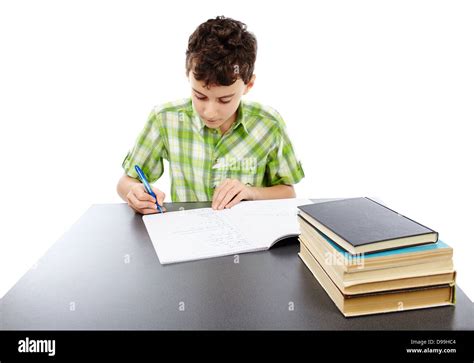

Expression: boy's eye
xmin=195 ymin=94 xmax=231 ymax=104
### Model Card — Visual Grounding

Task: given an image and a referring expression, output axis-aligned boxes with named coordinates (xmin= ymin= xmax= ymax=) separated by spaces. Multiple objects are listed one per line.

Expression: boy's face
xmin=188 ymin=70 xmax=255 ymax=132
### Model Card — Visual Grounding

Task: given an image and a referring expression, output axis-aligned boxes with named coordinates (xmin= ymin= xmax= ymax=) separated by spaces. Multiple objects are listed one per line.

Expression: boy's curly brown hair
xmin=186 ymin=16 xmax=257 ymax=87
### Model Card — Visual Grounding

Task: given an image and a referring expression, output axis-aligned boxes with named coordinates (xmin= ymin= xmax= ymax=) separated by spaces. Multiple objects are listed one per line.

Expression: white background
xmin=1 ymin=0 xmax=473 ymax=302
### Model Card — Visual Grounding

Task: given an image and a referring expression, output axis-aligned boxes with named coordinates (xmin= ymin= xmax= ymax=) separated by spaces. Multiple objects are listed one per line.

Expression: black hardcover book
xmin=297 ymin=197 xmax=438 ymax=254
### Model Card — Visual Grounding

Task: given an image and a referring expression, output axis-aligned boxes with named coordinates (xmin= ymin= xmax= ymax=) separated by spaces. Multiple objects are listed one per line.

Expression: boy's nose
xmin=203 ymin=106 xmax=218 ymax=119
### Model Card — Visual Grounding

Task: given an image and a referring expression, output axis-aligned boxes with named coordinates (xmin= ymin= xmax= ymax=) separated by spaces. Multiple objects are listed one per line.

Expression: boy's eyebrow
xmin=192 ymin=88 xmax=235 ymax=99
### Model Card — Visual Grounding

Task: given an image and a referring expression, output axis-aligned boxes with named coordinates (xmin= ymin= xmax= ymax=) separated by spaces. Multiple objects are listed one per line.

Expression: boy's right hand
xmin=126 ymin=184 xmax=167 ymax=215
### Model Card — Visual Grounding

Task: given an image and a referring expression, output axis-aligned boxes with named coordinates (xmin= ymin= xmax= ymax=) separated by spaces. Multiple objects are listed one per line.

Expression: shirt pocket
xmin=212 ymin=156 xmax=259 ymax=187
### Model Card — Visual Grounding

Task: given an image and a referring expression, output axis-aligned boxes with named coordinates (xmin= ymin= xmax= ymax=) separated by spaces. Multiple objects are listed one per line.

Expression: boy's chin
xmin=204 ymin=120 xmax=221 ymax=128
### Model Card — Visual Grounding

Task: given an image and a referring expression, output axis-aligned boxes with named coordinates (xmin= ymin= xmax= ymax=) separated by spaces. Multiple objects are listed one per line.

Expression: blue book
xmin=316 ymin=225 xmax=450 ymax=260
xmin=298 ymin=214 xmax=453 ymax=272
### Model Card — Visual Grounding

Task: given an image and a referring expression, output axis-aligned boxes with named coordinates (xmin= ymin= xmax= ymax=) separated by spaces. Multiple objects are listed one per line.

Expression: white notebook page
xmin=142 ymin=198 xmax=313 ymax=264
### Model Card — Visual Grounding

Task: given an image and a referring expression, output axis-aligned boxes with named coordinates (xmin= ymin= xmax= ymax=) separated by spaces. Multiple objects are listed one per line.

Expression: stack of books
xmin=297 ymin=197 xmax=455 ymax=317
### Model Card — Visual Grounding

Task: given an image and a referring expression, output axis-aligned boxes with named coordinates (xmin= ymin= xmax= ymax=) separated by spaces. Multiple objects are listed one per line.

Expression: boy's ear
xmin=243 ymin=74 xmax=256 ymax=95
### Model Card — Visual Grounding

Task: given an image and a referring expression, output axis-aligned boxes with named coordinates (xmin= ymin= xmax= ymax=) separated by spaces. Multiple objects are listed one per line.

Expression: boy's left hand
xmin=212 ymin=179 xmax=255 ymax=210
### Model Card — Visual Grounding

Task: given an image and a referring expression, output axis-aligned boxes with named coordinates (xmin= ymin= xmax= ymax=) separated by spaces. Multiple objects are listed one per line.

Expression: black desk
xmin=1 ymin=201 xmax=472 ymax=330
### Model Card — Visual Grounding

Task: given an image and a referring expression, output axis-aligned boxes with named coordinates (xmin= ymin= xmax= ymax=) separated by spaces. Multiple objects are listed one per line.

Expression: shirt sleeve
xmin=265 ymin=113 xmax=305 ymax=186
xmin=121 ymin=109 xmax=168 ymax=183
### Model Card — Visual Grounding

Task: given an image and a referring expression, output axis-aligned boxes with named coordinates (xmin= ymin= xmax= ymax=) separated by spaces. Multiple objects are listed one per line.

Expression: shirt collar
xmin=189 ymin=99 xmax=249 ymax=135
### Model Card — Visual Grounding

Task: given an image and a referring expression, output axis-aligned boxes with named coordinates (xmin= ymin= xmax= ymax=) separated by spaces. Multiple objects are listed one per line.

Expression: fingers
xmin=212 ymin=179 xmax=231 ymax=209
xmin=218 ymin=185 xmax=240 ymax=209
xmin=128 ymin=198 xmax=164 ymax=215
xmin=129 ymin=201 xmax=165 ymax=215
xmin=225 ymin=190 xmax=246 ymax=209
xmin=141 ymin=208 xmax=161 ymax=215
xmin=154 ymin=204 xmax=167 ymax=213
xmin=128 ymin=192 xmax=159 ymax=212
xmin=134 ymin=185 xmax=156 ymax=203
xmin=212 ymin=179 xmax=243 ymax=210
xmin=150 ymin=187 xmax=167 ymax=212
xmin=125 ymin=184 xmax=169 ymax=214
xmin=127 ymin=200 xmax=157 ymax=215
xmin=151 ymin=186 xmax=166 ymax=206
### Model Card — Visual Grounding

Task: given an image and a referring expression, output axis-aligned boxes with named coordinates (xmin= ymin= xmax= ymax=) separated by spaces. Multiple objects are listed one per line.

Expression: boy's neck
xmin=219 ymin=111 xmax=238 ymax=135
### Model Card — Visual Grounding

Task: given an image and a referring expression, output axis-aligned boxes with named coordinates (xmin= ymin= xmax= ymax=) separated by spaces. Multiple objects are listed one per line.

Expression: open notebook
xmin=143 ymin=198 xmax=313 ymax=264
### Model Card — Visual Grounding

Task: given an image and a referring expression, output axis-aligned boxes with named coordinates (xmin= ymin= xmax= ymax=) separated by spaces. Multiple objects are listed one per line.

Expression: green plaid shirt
xmin=122 ymin=98 xmax=305 ymax=202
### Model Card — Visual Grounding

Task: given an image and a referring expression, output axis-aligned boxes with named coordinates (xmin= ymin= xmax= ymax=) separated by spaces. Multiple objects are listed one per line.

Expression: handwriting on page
xmin=170 ymin=209 xmax=253 ymax=249
xmin=142 ymin=198 xmax=314 ymax=264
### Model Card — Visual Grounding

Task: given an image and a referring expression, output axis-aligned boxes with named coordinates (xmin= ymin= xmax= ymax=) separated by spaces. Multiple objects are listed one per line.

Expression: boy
xmin=117 ymin=16 xmax=304 ymax=214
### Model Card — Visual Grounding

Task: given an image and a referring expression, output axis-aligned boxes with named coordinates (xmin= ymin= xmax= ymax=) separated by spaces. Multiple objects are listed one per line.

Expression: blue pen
xmin=134 ymin=165 xmax=163 ymax=213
